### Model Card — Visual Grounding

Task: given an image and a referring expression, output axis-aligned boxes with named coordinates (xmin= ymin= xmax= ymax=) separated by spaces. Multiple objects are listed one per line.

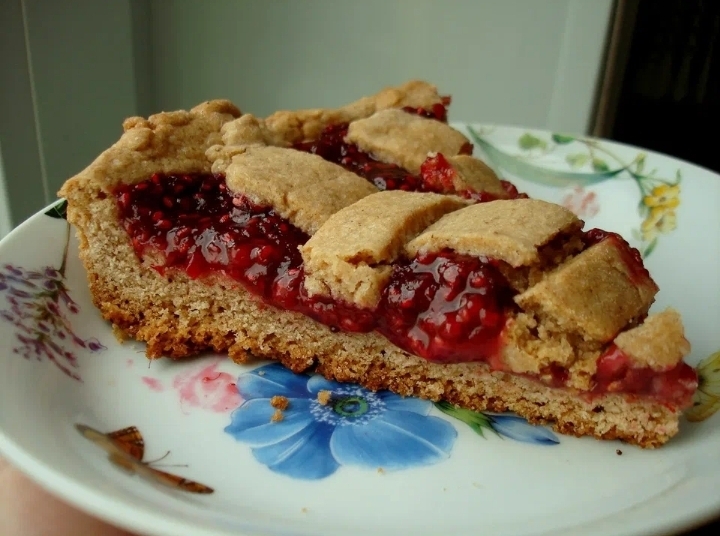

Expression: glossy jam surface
xmin=291 ymin=101 xmax=480 ymax=196
xmin=290 ymin=103 xmax=455 ymax=191
xmin=115 ymin=173 xmax=514 ymax=352
xmin=115 ymin=173 xmax=376 ymax=333
xmin=293 ymin=123 xmax=425 ymax=192
xmin=293 ymin=120 xmax=522 ymax=202
xmin=115 ymin=172 xmax=693 ymax=406
xmin=401 ymin=96 xmax=451 ymax=122
xmin=115 ymin=173 xmax=308 ymax=292
xmin=378 ymin=250 xmax=514 ymax=364
xmin=594 ymin=345 xmax=698 ymax=409
xmin=419 ymin=152 xmax=524 ymax=202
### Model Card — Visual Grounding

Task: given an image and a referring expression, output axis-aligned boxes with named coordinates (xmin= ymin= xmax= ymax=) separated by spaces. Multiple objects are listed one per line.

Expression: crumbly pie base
xmin=59 ymin=81 xmax=695 ymax=448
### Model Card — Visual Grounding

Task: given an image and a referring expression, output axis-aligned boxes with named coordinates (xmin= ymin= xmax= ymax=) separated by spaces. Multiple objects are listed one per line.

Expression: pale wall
xmin=148 ymin=0 xmax=613 ymax=131
xmin=0 ymin=0 xmax=138 ymax=229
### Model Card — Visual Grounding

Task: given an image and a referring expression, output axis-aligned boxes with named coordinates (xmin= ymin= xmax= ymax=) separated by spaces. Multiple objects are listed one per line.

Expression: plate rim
xmin=0 ymin=122 xmax=719 ymax=536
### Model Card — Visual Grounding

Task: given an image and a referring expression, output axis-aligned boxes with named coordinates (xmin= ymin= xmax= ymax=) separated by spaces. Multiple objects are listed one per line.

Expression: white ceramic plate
xmin=1 ymin=124 xmax=719 ymax=536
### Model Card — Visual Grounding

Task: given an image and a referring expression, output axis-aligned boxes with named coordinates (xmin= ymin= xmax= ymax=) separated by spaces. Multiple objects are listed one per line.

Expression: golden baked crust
xmin=405 ymin=199 xmax=582 ymax=267
xmin=210 ymin=145 xmax=377 ymax=235
xmin=61 ymin=158 xmax=687 ymax=449
xmin=515 ymin=239 xmax=658 ymax=342
xmin=217 ymin=80 xmax=443 ymax=148
xmin=263 ymin=80 xmax=444 ymax=144
xmin=345 ymin=109 xmax=471 ymax=174
xmin=218 ymin=108 xmax=509 ymax=204
xmin=58 ymin=81 xmax=694 ymax=449
xmin=301 ymin=191 xmax=467 ymax=308
xmin=77 ymin=249 xmax=681 ymax=448
xmin=219 ymin=114 xmax=287 ymax=148
xmin=59 ymin=100 xmax=241 ymax=199
xmin=614 ymin=309 xmax=690 ymax=369
xmin=445 ymin=154 xmax=507 ymax=197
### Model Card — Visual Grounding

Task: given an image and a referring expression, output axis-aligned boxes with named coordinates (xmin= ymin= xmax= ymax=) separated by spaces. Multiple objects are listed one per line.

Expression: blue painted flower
xmin=486 ymin=413 xmax=559 ymax=445
xmin=224 ymin=363 xmax=458 ymax=480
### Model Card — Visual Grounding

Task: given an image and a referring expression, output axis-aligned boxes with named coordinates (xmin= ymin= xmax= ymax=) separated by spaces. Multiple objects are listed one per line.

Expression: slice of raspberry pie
xmin=59 ymin=80 xmax=697 ymax=448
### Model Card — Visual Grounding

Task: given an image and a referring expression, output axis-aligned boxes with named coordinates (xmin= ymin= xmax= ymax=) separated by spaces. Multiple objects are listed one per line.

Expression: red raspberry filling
xmin=291 ymin=103 xmax=452 ymax=192
xmin=114 ymin=172 xmax=695 ymax=409
xmin=292 ymin=102 xmax=500 ymax=196
xmin=293 ymin=114 xmax=522 ymax=201
xmin=115 ymin=173 xmax=375 ymax=333
xmin=293 ymin=122 xmax=491 ymax=195
xmin=114 ymin=172 xmax=514 ymax=357
xmin=401 ymin=96 xmax=452 ymax=122
xmin=116 ymin=173 xmax=307 ymax=293
xmin=593 ymin=345 xmax=698 ymax=409
xmin=293 ymin=123 xmax=425 ymax=192
xmin=377 ymin=250 xmax=514 ymax=365
xmin=419 ymin=152 xmax=525 ymax=202
xmin=114 ymin=174 xmax=513 ymax=350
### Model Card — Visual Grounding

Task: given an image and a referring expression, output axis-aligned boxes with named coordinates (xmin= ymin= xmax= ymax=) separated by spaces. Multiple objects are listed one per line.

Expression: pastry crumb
xmin=111 ymin=324 xmax=128 ymax=343
xmin=377 ymin=467 xmax=385 ymax=474
xmin=317 ymin=390 xmax=332 ymax=405
xmin=616 ymin=449 xmax=623 ymax=456
xmin=258 ymin=370 xmax=265 ymax=376
xmin=270 ymin=395 xmax=289 ymax=410
xmin=271 ymin=409 xmax=284 ymax=422
xmin=301 ymin=507 xmax=308 ymax=514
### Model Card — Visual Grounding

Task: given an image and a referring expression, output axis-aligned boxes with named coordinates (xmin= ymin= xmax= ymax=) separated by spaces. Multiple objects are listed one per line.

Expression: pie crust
xmin=58 ymin=81 xmax=697 ymax=448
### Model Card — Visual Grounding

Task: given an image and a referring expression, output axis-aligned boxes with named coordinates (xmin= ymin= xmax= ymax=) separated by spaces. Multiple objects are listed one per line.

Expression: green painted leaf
xmin=434 ymin=401 xmax=496 ymax=438
xmin=566 ymin=153 xmax=590 ymax=169
xmin=635 ymin=153 xmax=646 ymax=174
xmin=592 ymin=158 xmax=610 ymax=172
xmin=552 ymin=133 xmax=575 ymax=144
xmin=44 ymin=200 xmax=68 ymax=220
xmin=467 ymin=127 xmax=626 ymax=188
xmin=642 ymin=238 xmax=658 ymax=258
xmin=518 ymin=133 xmax=546 ymax=151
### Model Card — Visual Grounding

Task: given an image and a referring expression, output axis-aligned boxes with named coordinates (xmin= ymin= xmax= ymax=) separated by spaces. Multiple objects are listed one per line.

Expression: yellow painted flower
xmin=643 ymin=183 xmax=680 ymax=210
xmin=686 ymin=350 xmax=720 ymax=422
xmin=640 ymin=207 xmax=677 ymax=242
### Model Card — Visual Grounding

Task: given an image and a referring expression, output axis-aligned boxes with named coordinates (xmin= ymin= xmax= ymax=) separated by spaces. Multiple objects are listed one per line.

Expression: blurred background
xmin=0 ymin=0 xmax=718 ymax=238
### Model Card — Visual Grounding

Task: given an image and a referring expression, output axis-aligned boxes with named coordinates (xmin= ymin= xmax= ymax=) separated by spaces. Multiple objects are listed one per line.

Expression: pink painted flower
xmin=141 ymin=376 xmax=164 ymax=392
xmin=560 ymin=186 xmax=600 ymax=219
xmin=173 ymin=360 xmax=242 ymax=413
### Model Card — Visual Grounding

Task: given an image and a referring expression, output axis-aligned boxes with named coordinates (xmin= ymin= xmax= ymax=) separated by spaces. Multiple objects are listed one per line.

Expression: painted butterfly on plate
xmin=685 ymin=350 xmax=720 ymax=422
xmin=75 ymin=423 xmax=214 ymax=494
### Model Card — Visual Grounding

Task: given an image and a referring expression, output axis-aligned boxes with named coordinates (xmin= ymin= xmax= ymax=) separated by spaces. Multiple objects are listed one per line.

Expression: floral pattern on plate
xmin=173 ymin=360 xmax=242 ymax=413
xmin=225 ymin=363 xmax=558 ymax=480
xmin=0 ymin=121 xmax=718 ymax=536
xmin=686 ymin=350 xmax=720 ymax=422
xmin=468 ymin=127 xmax=682 ymax=257
xmin=435 ymin=402 xmax=559 ymax=445
xmin=0 ymin=201 xmax=105 ymax=380
xmin=560 ymin=186 xmax=600 ymax=219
